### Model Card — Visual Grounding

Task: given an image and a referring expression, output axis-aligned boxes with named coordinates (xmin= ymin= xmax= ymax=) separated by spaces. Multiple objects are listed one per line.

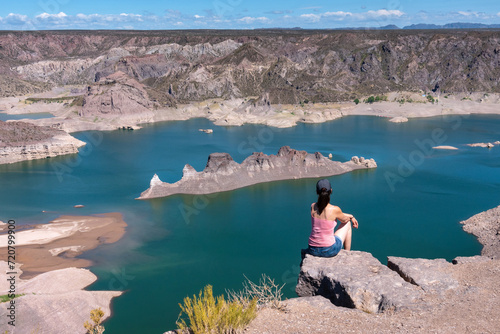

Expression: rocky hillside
xmin=1 ymin=30 xmax=500 ymax=103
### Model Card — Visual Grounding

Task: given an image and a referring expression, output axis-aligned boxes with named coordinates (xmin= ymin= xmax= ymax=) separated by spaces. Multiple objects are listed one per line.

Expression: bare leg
xmin=334 ymin=221 xmax=352 ymax=251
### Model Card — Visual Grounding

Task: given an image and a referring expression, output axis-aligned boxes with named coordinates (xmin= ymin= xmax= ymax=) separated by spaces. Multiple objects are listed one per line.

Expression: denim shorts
xmin=307 ymin=236 xmax=343 ymax=257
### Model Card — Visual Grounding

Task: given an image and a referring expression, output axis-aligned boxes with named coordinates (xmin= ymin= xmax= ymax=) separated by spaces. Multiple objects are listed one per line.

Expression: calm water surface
xmin=0 ymin=112 xmax=54 ymax=121
xmin=1 ymin=115 xmax=499 ymax=333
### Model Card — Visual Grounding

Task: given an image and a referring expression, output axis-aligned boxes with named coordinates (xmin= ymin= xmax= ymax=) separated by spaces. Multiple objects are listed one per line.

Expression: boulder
xmin=351 ymin=156 xmax=377 ymax=168
xmin=387 ymin=257 xmax=459 ymax=293
xmin=296 ymin=251 xmax=422 ymax=313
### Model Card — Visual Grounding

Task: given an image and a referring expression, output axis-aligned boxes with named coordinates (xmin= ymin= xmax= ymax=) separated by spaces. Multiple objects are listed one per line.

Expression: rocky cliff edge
xmin=0 ymin=121 xmax=86 ymax=164
xmin=244 ymin=205 xmax=500 ymax=333
xmin=294 ymin=205 xmax=500 ymax=316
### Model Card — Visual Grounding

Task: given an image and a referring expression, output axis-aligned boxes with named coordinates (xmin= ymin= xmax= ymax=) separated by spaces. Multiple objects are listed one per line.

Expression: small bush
xmin=84 ymin=308 xmax=105 ymax=334
xmin=353 ymin=98 xmax=360 ymax=105
xmin=70 ymin=95 xmax=85 ymax=107
xmin=176 ymin=285 xmax=257 ymax=334
xmin=228 ymin=274 xmax=285 ymax=311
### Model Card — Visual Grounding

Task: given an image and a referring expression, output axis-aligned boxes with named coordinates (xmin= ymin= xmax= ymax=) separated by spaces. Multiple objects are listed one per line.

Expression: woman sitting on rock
xmin=306 ymin=179 xmax=358 ymax=257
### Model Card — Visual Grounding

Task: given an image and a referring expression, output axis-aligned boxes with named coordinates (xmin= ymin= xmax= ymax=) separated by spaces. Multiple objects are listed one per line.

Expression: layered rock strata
xmin=139 ymin=146 xmax=376 ymax=199
xmin=0 ymin=121 xmax=86 ymax=164
xmin=4 ymin=30 xmax=500 ymax=101
xmin=80 ymin=71 xmax=158 ymax=117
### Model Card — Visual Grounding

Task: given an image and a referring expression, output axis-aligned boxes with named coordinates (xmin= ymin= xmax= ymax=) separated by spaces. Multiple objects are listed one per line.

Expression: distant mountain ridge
xmin=332 ymin=23 xmax=500 ymax=30
xmin=403 ymin=22 xmax=500 ymax=29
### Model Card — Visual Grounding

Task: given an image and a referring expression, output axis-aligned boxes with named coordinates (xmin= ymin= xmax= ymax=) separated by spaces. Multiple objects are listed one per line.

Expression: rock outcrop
xmin=460 ymin=204 xmax=500 ymax=259
xmin=0 ymin=121 xmax=86 ymax=164
xmin=0 ymin=263 xmax=121 ymax=334
xmin=387 ymin=257 xmax=459 ymax=293
xmin=139 ymin=146 xmax=377 ymax=199
xmin=79 ymin=71 xmax=156 ymax=117
xmin=296 ymin=203 xmax=500 ymax=316
xmin=296 ymin=251 xmax=423 ymax=313
xmin=467 ymin=142 xmax=497 ymax=148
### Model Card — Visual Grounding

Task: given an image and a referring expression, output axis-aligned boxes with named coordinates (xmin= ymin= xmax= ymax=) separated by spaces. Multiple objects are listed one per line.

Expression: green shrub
xmin=176 ymin=285 xmax=257 ymax=334
xmin=354 ymin=98 xmax=360 ymax=105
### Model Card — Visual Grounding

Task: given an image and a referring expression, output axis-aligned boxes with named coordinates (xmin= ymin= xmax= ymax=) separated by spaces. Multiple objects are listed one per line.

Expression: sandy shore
xmin=0 ymin=212 xmax=126 ymax=279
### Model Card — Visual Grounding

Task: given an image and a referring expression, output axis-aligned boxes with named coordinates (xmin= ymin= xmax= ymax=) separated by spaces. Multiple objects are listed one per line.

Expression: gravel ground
xmin=244 ymin=258 xmax=500 ymax=334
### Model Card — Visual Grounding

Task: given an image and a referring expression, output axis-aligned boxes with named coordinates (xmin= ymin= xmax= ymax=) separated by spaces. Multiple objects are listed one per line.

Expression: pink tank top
xmin=308 ymin=215 xmax=337 ymax=247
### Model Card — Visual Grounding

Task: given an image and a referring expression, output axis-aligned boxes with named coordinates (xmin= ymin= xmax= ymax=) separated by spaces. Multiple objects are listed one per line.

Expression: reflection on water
xmin=1 ymin=115 xmax=499 ymax=333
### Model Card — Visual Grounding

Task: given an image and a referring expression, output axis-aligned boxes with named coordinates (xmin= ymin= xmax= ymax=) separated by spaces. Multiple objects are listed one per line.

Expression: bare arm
xmin=332 ymin=206 xmax=359 ymax=229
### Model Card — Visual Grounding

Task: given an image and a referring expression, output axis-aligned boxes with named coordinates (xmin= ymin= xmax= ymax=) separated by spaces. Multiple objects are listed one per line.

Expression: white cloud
xmin=301 ymin=9 xmax=405 ymax=24
xmin=365 ymin=9 xmax=404 ymax=18
xmin=324 ymin=11 xmax=352 ymax=18
xmin=120 ymin=13 xmax=141 ymax=17
xmin=13 ymin=7 xmax=500 ymax=30
xmin=238 ymin=16 xmax=269 ymax=24
xmin=36 ymin=12 xmax=67 ymax=19
xmin=455 ymin=11 xmax=491 ymax=19
xmin=300 ymin=13 xmax=321 ymax=22
xmin=4 ymin=13 xmax=29 ymax=25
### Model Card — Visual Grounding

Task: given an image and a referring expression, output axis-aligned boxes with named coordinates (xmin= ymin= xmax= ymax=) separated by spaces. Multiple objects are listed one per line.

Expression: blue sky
xmin=0 ymin=0 xmax=499 ymax=30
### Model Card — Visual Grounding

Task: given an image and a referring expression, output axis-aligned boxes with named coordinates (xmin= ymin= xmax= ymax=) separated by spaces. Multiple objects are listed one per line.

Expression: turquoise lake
xmin=0 ymin=112 xmax=54 ymax=121
xmin=1 ymin=115 xmax=499 ymax=333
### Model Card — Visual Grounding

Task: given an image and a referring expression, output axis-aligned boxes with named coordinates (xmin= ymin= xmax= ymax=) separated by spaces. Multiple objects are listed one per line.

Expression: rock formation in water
xmin=0 ymin=121 xmax=85 ymax=164
xmin=139 ymin=146 xmax=376 ymax=199
xmin=467 ymin=142 xmax=497 ymax=148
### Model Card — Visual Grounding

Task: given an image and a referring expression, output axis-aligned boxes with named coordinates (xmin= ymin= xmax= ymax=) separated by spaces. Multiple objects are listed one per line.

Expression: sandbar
xmin=0 ymin=212 xmax=126 ymax=279
xmin=433 ymin=146 xmax=458 ymax=150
